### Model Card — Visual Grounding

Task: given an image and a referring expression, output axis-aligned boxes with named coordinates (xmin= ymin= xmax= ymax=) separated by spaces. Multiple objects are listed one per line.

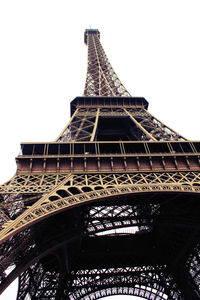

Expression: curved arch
xmin=0 ymin=232 xmax=77 ymax=294
xmin=16 ymin=264 xmax=180 ymax=300
xmin=79 ymin=286 xmax=170 ymax=300
xmin=1 ymin=182 xmax=200 ymax=244
xmin=2 ymin=187 xmax=197 ymax=294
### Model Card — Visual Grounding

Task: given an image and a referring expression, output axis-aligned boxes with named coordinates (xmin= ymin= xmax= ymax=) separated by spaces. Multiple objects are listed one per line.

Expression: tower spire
xmin=83 ymin=29 xmax=131 ymax=97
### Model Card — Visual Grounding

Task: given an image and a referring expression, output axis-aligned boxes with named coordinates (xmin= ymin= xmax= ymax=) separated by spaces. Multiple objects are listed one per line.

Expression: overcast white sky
xmin=1 ymin=0 xmax=200 ymax=299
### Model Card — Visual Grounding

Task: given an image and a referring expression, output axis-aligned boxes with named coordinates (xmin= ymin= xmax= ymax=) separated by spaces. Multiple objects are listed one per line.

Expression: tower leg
xmin=175 ymin=271 xmax=200 ymax=300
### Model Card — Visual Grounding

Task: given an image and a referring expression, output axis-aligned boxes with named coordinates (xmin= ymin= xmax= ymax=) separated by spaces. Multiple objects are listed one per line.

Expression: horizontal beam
xmin=16 ymin=154 xmax=200 ymax=174
xmin=20 ymin=141 xmax=200 ymax=156
xmin=70 ymin=97 xmax=149 ymax=115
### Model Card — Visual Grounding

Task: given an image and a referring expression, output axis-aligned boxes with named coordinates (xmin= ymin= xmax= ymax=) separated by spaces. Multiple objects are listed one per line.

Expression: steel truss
xmin=0 ymin=190 xmax=199 ymax=299
xmin=1 ymin=171 xmax=200 ymax=239
xmin=57 ymin=106 xmax=184 ymax=142
xmin=17 ymin=263 xmax=180 ymax=300
xmin=0 ymin=29 xmax=200 ymax=300
xmin=0 ymin=189 xmax=200 ymax=298
xmin=83 ymin=29 xmax=131 ymax=97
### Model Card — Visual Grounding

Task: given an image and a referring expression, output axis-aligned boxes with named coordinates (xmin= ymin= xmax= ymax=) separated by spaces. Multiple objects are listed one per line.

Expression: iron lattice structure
xmin=0 ymin=29 xmax=200 ymax=300
xmin=83 ymin=29 xmax=131 ymax=97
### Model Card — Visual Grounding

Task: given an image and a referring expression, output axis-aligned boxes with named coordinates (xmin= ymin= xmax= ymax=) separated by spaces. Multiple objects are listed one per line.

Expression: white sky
xmin=0 ymin=0 xmax=200 ymax=299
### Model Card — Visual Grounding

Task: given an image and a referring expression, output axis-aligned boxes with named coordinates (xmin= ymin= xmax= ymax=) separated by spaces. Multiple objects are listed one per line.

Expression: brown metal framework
xmin=83 ymin=29 xmax=131 ymax=97
xmin=0 ymin=29 xmax=200 ymax=300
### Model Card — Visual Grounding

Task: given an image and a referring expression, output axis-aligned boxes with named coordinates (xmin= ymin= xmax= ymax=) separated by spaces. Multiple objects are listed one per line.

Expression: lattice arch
xmin=78 ymin=286 xmax=172 ymax=300
xmin=1 ymin=184 xmax=200 ymax=297
xmin=17 ymin=262 xmax=180 ymax=299
xmin=66 ymin=265 xmax=180 ymax=299
xmin=1 ymin=178 xmax=200 ymax=244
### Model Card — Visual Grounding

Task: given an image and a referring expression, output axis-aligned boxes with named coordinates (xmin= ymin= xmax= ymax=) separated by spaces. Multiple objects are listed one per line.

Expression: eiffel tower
xmin=0 ymin=29 xmax=200 ymax=300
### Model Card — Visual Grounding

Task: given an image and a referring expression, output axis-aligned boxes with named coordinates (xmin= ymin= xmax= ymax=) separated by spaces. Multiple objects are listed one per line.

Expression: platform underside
xmin=9 ymin=191 xmax=200 ymax=299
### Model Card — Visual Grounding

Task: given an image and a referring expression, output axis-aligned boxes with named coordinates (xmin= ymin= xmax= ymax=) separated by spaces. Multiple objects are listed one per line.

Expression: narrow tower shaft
xmin=83 ymin=29 xmax=131 ymax=97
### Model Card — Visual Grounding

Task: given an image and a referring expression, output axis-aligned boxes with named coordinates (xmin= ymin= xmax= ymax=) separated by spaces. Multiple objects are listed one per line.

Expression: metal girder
xmin=1 ymin=170 xmax=200 ymax=244
xmin=83 ymin=31 xmax=131 ymax=97
xmin=0 ymin=29 xmax=200 ymax=300
xmin=57 ymin=106 xmax=185 ymax=142
xmin=1 ymin=183 xmax=200 ymax=298
xmin=1 ymin=171 xmax=200 ymax=195
xmin=17 ymin=262 xmax=180 ymax=300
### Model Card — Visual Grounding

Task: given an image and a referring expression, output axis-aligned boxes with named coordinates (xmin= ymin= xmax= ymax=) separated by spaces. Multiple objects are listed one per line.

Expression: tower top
xmin=84 ymin=29 xmax=100 ymax=44
xmin=83 ymin=29 xmax=131 ymax=97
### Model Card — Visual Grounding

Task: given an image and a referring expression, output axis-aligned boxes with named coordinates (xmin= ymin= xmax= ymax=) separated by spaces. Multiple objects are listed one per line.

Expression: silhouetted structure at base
xmin=0 ymin=29 xmax=200 ymax=300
